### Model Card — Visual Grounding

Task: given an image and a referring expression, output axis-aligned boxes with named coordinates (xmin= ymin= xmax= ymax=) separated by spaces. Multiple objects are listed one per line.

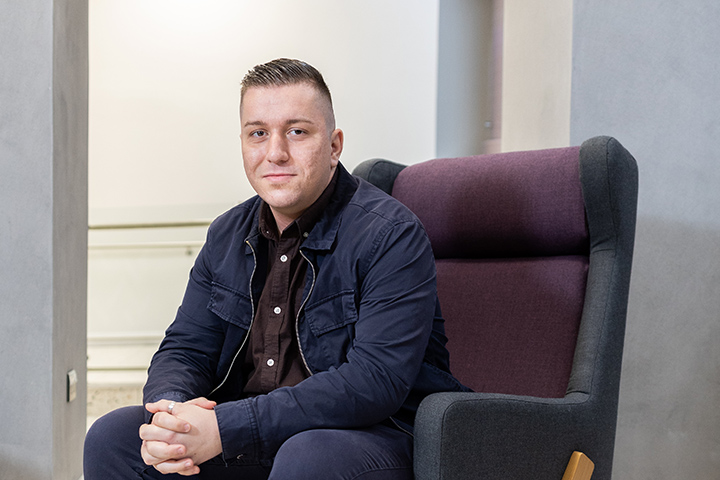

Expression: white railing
xmin=87 ymin=220 xmax=211 ymax=386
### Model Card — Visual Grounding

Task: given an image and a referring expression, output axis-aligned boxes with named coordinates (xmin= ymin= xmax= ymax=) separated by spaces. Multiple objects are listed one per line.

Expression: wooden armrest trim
xmin=562 ymin=451 xmax=595 ymax=480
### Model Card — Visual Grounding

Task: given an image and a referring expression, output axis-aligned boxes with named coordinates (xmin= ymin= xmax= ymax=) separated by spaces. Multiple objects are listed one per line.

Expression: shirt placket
xmin=260 ymin=236 xmax=293 ymax=392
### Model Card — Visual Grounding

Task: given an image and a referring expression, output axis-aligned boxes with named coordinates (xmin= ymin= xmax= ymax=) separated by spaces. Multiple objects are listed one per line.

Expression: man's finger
xmin=139 ymin=420 xmax=188 ymax=446
xmin=145 ymin=399 xmax=177 ymax=415
xmin=148 ymin=411 xmax=192 ymax=434
xmin=186 ymin=397 xmax=217 ymax=409
xmin=152 ymin=458 xmax=199 ymax=476
xmin=142 ymin=438 xmax=187 ymax=464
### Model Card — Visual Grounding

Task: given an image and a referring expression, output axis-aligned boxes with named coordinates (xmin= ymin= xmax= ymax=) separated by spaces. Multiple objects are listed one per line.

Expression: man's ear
xmin=330 ymin=128 xmax=344 ymax=166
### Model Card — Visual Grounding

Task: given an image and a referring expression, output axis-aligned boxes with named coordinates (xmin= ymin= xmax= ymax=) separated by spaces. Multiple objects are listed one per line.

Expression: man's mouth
xmin=264 ymin=172 xmax=294 ymax=182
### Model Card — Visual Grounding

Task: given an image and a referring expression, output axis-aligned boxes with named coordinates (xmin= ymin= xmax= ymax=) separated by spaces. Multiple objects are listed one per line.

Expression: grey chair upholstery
xmin=351 ymin=158 xmax=407 ymax=195
xmin=352 ymin=136 xmax=638 ymax=480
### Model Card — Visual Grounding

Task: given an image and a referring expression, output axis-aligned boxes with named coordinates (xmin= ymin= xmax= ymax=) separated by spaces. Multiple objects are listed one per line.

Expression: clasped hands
xmin=140 ymin=397 xmax=223 ymax=476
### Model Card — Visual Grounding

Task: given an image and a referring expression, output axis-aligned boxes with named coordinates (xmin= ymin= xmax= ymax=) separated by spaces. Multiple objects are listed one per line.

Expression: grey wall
xmin=570 ymin=1 xmax=720 ymax=478
xmin=0 ymin=1 xmax=88 ymax=479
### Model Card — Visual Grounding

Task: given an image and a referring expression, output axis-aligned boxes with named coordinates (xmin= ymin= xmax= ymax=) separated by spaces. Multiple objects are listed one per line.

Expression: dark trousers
xmin=84 ymin=406 xmax=414 ymax=479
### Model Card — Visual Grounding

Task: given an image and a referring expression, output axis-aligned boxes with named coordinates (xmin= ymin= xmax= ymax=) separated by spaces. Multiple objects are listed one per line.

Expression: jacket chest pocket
xmin=301 ymin=290 xmax=358 ymax=369
xmin=208 ymin=282 xmax=253 ymax=329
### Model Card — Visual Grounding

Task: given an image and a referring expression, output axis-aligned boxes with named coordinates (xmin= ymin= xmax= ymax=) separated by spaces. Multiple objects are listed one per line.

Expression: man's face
xmin=240 ymin=83 xmax=343 ymax=230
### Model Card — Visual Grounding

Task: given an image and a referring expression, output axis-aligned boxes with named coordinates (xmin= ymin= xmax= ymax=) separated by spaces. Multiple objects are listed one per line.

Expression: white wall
xmin=501 ymin=0 xmax=573 ymax=152
xmin=89 ymin=0 xmax=440 ymax=219
xmin=87 ymin=0 xmax=441 ymax=361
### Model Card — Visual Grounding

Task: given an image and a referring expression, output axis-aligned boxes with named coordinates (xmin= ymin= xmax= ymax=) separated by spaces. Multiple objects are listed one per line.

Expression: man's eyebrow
xmin=242 ymin=120 xmax=266 ymax=129
xmin=242 ymin=118 xmax=316 ymax=129
xmin=285 ymin=118 xmax=315 ymax=125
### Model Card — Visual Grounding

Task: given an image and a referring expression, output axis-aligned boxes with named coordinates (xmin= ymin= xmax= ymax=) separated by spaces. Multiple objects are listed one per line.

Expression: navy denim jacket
xmin=144 ymin=164 xmax=467 ymax=461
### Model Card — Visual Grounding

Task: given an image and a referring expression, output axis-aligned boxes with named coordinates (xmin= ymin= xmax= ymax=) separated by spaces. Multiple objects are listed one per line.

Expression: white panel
xmin=501 ymin=0 xmax=573 ymax=152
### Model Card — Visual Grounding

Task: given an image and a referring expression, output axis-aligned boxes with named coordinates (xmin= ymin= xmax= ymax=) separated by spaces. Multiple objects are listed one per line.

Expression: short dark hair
xmin=240 ymin=58 xmax=333 ymax=111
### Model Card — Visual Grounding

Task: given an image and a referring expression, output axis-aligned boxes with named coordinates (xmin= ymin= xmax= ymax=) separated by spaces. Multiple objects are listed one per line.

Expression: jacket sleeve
xmin=142 ymin=220 xmax=228 ymax=419
xmin=213 ymin=217 xmax=437 ymax=461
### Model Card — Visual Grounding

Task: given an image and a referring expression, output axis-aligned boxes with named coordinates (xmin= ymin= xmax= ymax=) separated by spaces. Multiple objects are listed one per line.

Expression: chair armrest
xmin=413 ymin=391 xmax=603 ymax=480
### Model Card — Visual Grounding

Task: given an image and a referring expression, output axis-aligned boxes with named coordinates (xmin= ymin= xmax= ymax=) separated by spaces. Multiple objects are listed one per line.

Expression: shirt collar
xmin=259 ymin=167 xmax=340 ymax=241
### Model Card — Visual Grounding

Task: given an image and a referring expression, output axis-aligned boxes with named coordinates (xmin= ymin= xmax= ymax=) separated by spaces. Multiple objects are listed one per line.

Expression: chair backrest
xmin=392 ymin=147 xmax=588 ymax=398
xmin=354 ymin=136 xmax=637 ymax=403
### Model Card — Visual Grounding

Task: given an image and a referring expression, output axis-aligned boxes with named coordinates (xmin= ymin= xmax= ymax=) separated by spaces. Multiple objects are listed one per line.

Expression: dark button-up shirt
xmin=242 ymin=169 xmax=339 ymax=395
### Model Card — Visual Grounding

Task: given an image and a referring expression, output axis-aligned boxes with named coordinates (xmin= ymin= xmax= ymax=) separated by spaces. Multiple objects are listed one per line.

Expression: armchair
xmin=353 ymin=136 xmax=638 ymax=479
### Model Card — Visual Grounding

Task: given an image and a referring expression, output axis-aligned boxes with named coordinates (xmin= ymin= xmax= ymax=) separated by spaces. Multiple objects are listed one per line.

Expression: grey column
xmin=0 ymin=1 xmax=88 ymax=479
xmin=436 ymin=0 xmax=497 ymax=157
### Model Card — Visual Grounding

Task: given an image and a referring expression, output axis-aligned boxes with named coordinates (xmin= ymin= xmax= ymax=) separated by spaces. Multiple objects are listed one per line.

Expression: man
xmin=84 ymin=58 xmax=467 ymax=479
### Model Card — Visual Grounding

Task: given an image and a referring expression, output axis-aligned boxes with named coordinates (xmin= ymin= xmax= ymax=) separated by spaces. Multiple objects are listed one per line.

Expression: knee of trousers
xmin=84 ymin=405 xmax=146 ymax=463
xmin=269 ymin=427 xmax=413 ymax=480
xmin=270 ymin=430 xmax=333 ymax=478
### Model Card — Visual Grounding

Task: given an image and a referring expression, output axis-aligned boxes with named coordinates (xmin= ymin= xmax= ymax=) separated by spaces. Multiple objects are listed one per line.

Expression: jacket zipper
xmin=390 ymin=417 xmax=414 ymax=437
xmin=208 ymin=239 xmax=258 ymax=397
xmin=296 ymin=249 xmax=316 ymax=375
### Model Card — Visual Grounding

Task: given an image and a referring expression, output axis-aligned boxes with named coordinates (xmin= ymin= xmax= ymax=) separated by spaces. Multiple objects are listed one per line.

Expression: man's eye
xmin=250 ymin=130 xmax=266 ymax=138
xmin=289 ymin=129 xmax=305 ymax=136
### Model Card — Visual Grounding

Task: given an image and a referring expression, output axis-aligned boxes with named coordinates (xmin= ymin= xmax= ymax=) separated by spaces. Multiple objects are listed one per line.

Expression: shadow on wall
xmin=614 ymin=214 xmax=720 ymax=478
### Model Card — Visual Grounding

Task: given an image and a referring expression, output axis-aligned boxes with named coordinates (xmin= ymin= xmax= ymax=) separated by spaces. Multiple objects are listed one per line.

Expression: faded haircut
xmin=240 ymin=58 xmax=335 ymax=130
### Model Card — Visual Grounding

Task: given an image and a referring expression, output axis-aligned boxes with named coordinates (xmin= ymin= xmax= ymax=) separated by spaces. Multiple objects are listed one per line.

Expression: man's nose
xmin=266 ymin=134 xmax=289 ymax=163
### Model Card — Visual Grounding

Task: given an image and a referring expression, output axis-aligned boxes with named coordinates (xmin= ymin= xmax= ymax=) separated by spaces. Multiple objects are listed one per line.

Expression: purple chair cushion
xmin=392 ymin=147 xmax=588 ymax=259
xmin=436 ymin=256 xmax=588 ymax=397
xmin=392 ymin=147 xmax=591 ymax=397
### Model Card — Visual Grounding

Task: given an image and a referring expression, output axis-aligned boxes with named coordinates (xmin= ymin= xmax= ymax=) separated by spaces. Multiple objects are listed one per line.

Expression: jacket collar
xmin=300 ymin=162 xmax=359 ymax=252
xmin=244 ymin=162 xmax=359 ymax=253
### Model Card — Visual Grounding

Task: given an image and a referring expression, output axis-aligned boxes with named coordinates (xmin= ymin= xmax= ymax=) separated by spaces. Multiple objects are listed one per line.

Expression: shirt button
xmin=267 ymin=358 xmax=275 ymax=367
xmin=273 ymin=306 xmax=282 ymax=314
xmin=303 ymin=232 xmax=309 ymax=238
xmin=280 ymin=254 xmax=288 ymax=262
